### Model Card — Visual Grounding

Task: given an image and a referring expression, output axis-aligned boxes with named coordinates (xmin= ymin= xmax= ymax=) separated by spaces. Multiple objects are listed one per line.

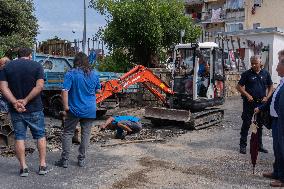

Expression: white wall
xmin=235 ymin=33 xmax=282 ymax=84
xmin=239 ymin=33 xmax=284 ymax=85
xmin=272 ymin=34 xmax=284 ymax=85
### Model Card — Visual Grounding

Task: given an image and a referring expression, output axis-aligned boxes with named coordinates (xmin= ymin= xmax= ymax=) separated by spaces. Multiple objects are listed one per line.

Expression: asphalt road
xmin=0 ymin=97 xmax=275 ymax=189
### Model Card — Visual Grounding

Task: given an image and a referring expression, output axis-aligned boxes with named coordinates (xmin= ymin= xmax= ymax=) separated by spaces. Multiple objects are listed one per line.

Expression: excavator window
xmin=214 ymin=49 xmax=224 ymax=76
xmin=175 ymin=48 xmax=194 ymax=76
xmin=213 ymin=49 xmax=225 ymax=98
xmin=197 ymin=49 xmax=211 ymax=97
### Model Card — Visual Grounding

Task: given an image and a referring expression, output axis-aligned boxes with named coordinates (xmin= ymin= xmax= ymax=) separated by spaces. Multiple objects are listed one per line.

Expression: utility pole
xmin=82 ymin=0 xmax=87 ymax=53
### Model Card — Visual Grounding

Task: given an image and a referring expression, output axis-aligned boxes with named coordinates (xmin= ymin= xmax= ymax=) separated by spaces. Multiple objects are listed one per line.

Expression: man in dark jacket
xmin=236 ymin=55 xmax=273 ymax=154
xmin=255 ymin=51 xmax=284 ymax=187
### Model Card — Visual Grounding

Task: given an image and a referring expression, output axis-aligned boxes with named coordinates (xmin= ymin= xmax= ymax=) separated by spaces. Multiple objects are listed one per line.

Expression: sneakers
xmin=38 ymin=166 xmax=52 ymax=175
xmin=55 ymin=158 xmax=86 ymax=168
xmin=78 ymin=159 xmax=86 ymax=167
xmin=54 ymin=159 xmax=68 ymax=168
xmin=19 ymin=166 xmax=51 ymax=176
xmin=239 ymin=147 xmax=246 ymax=154
xmin=19 ymin=168 xmax=29 ymax=177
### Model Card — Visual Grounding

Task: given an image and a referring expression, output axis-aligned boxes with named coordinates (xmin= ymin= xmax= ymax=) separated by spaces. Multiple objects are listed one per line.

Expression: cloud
xmin=37 ymin=20 xmax=105 ymax=41
xmin=34 ymin=0 xmax=106 ymax=41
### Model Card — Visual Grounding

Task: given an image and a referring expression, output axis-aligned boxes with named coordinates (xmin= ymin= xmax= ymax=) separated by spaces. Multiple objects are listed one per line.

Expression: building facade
xmin=185 ymin=0 xmax=246 ymax=37
xmin=184 ymin=0 xmax=284 ymax=84
xmin=185 ymin=0 xmax=284 ymax=36
xmin=245 ymin=0 xmax=284 ymax=30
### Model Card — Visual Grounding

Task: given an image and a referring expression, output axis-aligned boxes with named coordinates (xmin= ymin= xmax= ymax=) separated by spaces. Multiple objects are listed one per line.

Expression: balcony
xmin=225 ymin=10 xmax=245 ymax=22
xmin=185 ymin=12 xmax=202 ymax=23
xmin=225 ymin=0 xmax=244 ymax=12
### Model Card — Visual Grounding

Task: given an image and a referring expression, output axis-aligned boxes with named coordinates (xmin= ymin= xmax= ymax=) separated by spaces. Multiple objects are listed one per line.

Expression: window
xmin=253 ymin=23 xmax=261 ymax=29
xmin=254 ymin=0 xmax=262 ymax=7
xmin=226 ymin=0 xmax=244 ymax=9
xmin=226 ymin=23 xmax=243 ymax=32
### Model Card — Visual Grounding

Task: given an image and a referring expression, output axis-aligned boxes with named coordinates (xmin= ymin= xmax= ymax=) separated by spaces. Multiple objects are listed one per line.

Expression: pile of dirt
xmin=0 ymin=108 xmax=189 ymax=156
xmin=0 ymin=146 xmax=35 ymax=157
xmin=89 ymin=123 xmax=187 ymax=144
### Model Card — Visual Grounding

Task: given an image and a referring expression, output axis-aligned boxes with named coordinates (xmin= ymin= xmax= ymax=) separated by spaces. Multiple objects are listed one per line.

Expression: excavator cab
xmin=169 ymin=42 xmax=225 ymax=111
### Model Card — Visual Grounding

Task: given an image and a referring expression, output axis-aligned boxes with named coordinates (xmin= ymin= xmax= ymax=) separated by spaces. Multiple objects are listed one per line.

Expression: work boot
xmin=258 ymin=147 xmax=268 ymax=153
xmin=239 ymin=146 xmax=246 ymax=154
xmin=54 ymin=159 xmax=68 ymax=168
xmin=78 ymin=159 xmax=86 ymax=167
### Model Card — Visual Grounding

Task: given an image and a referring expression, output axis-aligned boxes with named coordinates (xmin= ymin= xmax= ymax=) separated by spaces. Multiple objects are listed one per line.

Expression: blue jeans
xmin=10 ymin=111 xmax=45 ymax=140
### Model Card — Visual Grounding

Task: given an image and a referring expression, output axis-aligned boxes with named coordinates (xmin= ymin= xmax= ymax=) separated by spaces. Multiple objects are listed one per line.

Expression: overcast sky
xmin=33 ymin=0 xmax=106 ymax=42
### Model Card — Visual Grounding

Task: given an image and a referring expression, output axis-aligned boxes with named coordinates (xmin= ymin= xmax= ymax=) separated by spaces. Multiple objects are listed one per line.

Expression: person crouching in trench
xmin=100 ymin=115 xmax=142 ymax=139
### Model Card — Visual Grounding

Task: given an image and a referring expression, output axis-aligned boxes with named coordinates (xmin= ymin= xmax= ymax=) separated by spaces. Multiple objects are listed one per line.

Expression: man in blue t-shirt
xmin=55 ymin=52 xmax=101 ymax=168
xmin=0 ymin=47 xmax=48 ymax=177
xmin=236 ymin=55 xmax=273 ymax=154
xmin=100 ymin=115 xmax=142 ymax=139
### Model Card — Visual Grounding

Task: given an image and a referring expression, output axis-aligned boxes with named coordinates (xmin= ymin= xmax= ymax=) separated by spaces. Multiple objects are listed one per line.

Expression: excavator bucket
xmin=145 ymin=107 xmax=191 ymax=122
xmin=145 ymin=107 xmax=224 ymax=130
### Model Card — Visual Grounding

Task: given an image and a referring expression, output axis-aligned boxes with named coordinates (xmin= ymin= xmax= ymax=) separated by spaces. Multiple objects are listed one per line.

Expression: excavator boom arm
xmin=96 ymin=65 xmax=174 ymax=104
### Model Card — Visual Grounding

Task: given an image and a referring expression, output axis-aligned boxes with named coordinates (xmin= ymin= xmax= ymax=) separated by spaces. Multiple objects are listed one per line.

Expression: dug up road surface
xmin=0 ymin=97 xmax=275 ymax=189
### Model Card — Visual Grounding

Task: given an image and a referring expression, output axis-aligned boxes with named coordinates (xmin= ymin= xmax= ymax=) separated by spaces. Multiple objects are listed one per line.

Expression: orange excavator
xmin=96 ymin=42 xmax=225 ymax=129
xmin=96 ymin=65 xmax=174 ymax=105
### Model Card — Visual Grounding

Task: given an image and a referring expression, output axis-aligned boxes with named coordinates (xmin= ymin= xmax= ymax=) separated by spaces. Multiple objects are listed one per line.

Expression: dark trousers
xmin=61 ymin=112 xmax=95 ymax=161
xmin=240 ymin=100 xmax=264 ymax=148
xmin=272 ymin=118 xmax=284 ymax=181
xmin=116 ymin=121 xmax=142 ymax=137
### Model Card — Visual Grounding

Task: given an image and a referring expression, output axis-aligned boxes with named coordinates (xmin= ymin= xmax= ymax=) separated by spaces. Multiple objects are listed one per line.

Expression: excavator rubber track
xmin=145 ymin=107 xmax=224 ymax=130
xmin=189 ymin=108 xmax=224 ymax=129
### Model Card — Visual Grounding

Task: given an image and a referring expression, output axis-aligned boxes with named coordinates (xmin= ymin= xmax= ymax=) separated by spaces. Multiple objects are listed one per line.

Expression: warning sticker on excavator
xmin=160 ymin=83 xmax=165 ymax=89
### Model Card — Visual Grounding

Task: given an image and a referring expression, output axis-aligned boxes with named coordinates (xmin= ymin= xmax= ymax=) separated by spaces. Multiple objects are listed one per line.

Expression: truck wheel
xmin=51 ymin=98 xmax=63 ymax=119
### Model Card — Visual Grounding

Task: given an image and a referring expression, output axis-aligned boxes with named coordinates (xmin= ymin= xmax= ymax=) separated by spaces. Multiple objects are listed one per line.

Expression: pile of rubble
xmin=0 ymin=108 xmax=189 ymax=156
xmin=89 ymin=123 xmax=187 ymax=144
xmin=0 ymin=146 xmax=35 ymax=157
xmin=46 ymin=125 xmax=63 ymax=152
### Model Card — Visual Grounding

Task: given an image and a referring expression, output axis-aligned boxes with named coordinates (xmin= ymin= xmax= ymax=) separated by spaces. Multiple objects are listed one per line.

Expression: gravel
xmin=0 ymin=97 xmax=275 ymax=189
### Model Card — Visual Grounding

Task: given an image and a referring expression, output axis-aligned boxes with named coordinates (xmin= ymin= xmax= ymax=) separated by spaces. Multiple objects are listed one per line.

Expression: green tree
xmin=91 ymin=0 xmax=201 ymax=68
xmin=0 ymin=0 xmax=38 ymax=56
xmin=97 ymin=48 xmax=132 ymax=72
